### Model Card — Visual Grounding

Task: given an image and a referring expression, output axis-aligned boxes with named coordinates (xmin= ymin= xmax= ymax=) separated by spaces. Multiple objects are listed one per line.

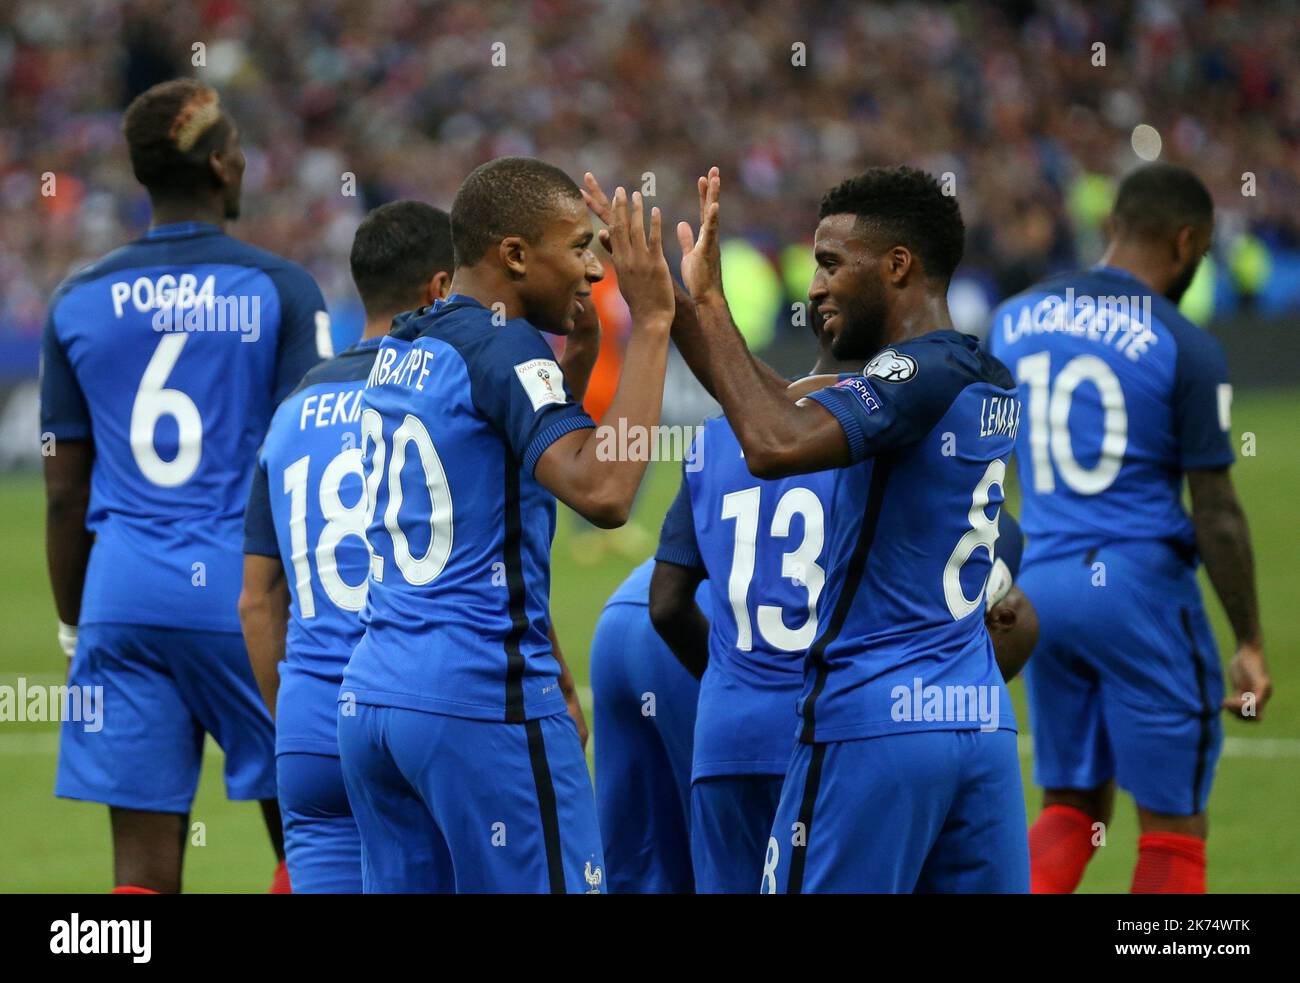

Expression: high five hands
xmin=584 ymin=167 xmax=727 ymax=317
xmin=581 ymin=174 xmax=673 ymax=326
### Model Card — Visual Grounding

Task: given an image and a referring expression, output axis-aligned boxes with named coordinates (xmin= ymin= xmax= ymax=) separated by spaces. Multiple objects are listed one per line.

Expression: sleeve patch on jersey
xmin=315 ymin=310 xmax=334 ymax=358
xmin=1217 ymin=383 xmax=1233 ymax=432
xmin=865 ymin=348 xmax=918 ymax=383
xmin=834 ymin=375 xmax=884 ymax=414
xmin=514 ymin=358 xmax=568 ymax=412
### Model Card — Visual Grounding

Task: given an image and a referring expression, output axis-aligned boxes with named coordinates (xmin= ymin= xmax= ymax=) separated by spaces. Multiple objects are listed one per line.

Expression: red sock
xmin=1029 ymin=804 xmax=1098 ymax=893
xmin=1131 ymin=832 xmax=1206 ymax=894
xmin=110 ymin=885 xmax=159 ymax=894
xmin=270 ymin=859 xmax=292 ymax=894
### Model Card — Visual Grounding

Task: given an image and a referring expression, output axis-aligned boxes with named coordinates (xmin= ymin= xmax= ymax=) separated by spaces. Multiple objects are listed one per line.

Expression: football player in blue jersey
xmin=337 ymin=158 xmax=676 ymax=893
xmin=239 ymin=201 xmax=455 ymax=893
xmin=589 ymin=557 xmax=705 ymax=893
xmin=647 ymin=303 xmax=1039 ymax=893
xmin=988 ymin=164 xmax=1269 ymax=894
xmin=604 ymin=163 xmax=1029 ymax=892
xmin=41 ymin=79 xmax=328 ymax=893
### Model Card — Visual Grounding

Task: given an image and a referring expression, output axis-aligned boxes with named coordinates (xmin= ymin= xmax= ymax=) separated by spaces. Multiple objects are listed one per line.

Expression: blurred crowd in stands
xmin=2 ymin=0 xmax=1298 ymax=363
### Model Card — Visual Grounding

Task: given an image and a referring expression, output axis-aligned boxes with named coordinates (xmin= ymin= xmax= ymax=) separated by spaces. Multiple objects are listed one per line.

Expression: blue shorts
xmin=278 ymin=752 xmax=362 ymax=894
xmin=56 ymin=623 xmax=276 ymax=812
xmin=590 ymin=601 xmax=698 ymax=894
xmin=762 ymin=729 xmax=1029 ymax=893
xmin=1019 ymin=541 xmax=1224 ymax=816
xmin=691 ymin=774 xmax=783 ymax=893
xmin=337 ymin=704 xmax=605 ymax=893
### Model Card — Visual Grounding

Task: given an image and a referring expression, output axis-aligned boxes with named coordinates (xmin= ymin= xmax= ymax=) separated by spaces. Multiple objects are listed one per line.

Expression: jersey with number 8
xmin=39 ymin=222 xmax=327 ymax=633
xmin=796 ymin=330 xmax=1020 ymax=744
xmin=988 ymin=266 xmax=1235 ymax=563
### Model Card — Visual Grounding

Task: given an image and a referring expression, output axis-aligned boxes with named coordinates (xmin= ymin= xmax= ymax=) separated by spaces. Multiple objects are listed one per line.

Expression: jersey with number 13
xmin=39 ymin=222 xmax=328 ymax=632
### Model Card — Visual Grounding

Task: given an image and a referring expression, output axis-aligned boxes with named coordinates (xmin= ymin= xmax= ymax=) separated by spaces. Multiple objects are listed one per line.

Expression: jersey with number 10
xmin=342 ymin=296 xmax=597 ymax=722
xmin=799 ymin=330 xmax=1020 ymax=744
xmin=244 ymin=338 xmax=381 ymax=755
xmin=39 ymin=222 xmax=328 ymax=632
xmin=987 ymin=265 xmax=1234 ymax=564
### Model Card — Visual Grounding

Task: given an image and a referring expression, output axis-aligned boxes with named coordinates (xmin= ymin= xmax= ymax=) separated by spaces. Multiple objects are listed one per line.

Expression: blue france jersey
xmin=987 ymin=266 xmax=1234 ymax=564
xmin=342 ymin=296 xmax=596 ymax=721
xmin=799 ymin=330 xmax=1020 ymax=743
xmin=656 ymin=415 xmax=836 ymax=776
xmin=244 ymin=338 xmax=381 ymax=755
xmin=39 ymin=222 xmax=328 ymax=632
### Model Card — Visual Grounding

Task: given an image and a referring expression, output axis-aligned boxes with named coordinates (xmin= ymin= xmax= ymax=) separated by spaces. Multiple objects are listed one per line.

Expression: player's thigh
xmin=404 ymin=711 xmax=606 ymax=893
xmin=57 ymin=623 xmax=205 ymax=813
xmin=916 ymin=730 xmax=1030 ymax=894
xmin=277 ymin=752 xmax=362 ymax=894
xmin=164 ymin=628 xmax=277 ymax=802
xmin=594 ymin=688 xmax=691 ymax=893
xmin=1019 ymin=560 xmax=1115 ymax=792
xmin=691 ymin=774 xmax=783 ymax=894
xmin=764 ymin=735 xmax=956 ymax=894
xmin=336 ymin=705 xmax=450 ymax=893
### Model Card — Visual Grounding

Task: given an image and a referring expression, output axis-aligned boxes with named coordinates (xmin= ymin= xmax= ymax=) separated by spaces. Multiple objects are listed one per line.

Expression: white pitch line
xmin=4 ymin=728 xmax=1299 ymax=759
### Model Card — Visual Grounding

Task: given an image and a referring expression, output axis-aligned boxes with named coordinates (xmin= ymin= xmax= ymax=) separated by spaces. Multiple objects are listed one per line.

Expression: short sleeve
xmin=1171 ymin=325 xmax=1234 ymax=471
xmin=655 ymin=463 xmax=704 ymax=570
xmin=269 ymin=264 xmax=330 ymax=403
xmin=806 ymin=343 xmax=966 ymax=463
xmin=39 ymin=298 xmax=91 ymax=441
xmin=468 ymin=320 xmax=597 ymax=473
xmin=243 ymin=456 xmax=280 ymax=557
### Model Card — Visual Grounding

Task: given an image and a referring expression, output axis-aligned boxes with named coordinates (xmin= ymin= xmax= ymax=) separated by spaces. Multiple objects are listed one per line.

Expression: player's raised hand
xmin=676 ymin=166 xmax=724 ymax=300
xmin=604 ymin=184 xmax=674 ymax=328
xmin=1223 ymin=642 xmax=1272 ymax=721
xmin=582 ymin=171 xmax=617 ymax=255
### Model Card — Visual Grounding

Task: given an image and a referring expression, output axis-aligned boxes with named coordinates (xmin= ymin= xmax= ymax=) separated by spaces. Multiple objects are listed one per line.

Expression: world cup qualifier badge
xmin=865 ymin=348 xmax=918 ymax=383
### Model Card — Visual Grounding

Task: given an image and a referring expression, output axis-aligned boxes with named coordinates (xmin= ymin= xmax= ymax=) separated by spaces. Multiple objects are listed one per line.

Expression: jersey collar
xmin=144 ymin=221 xmax=223 ymax=240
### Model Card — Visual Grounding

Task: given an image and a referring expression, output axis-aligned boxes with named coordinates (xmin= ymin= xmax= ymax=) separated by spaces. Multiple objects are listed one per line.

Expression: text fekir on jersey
xmin=297 ymin=388 xmax=364 ymax=431
xmin=979 ymin=395 xmax=1021 ymax=440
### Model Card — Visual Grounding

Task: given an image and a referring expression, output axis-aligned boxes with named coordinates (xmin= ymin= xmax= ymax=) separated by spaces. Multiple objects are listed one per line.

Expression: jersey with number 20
xmin=342 ymin=296 xmax=597 ymax=722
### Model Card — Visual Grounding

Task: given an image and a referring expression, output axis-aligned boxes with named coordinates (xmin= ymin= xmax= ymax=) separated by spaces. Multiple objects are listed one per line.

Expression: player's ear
xmin=886 ymin=245 xmax=913 ymax=285
xmin=1173 ymin=225 xmax=1197 ymax=266
xmin=426 ymin=271 xmax=452 ymax=303
xmin=985 ymin=600 xmax=1017 ymax=635
xmin=500 ymin=236 xmax=527 ymax=277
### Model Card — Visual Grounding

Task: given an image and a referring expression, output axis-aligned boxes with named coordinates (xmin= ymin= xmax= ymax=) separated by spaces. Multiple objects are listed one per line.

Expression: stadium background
xmin=0 ymin=0 xmax=1296 ymax=891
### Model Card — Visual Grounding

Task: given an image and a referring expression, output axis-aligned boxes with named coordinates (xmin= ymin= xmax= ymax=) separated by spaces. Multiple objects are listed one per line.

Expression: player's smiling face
xmin=810 ymin=213 xmax=888 ymax=359
xmin=518 ymin=195 xmax=603 ymax=335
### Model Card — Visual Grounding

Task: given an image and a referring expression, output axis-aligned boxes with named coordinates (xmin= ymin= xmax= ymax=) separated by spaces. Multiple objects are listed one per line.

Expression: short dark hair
xmin=450 ymin=157 xmax=582 ymax=267
xmin=818 ymin=166 xmax=965 ymax=283
xmin=350 ymin=201 xmax=454 ymax=315
xmin=1111 ymin=163 xmax=1213 ymax=242
xmin=123 ymin=78 xmax=231 ymax=196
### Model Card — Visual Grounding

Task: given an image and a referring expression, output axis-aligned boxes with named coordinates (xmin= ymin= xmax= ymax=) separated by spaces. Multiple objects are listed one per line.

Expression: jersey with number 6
xmin=341 ymin=296 xmax=597 ymax=722
xmin=244 ymin=337 xmax=380 ymax=754
xmin=39 ymin=221 xmax=328 ymax=632
xmin=798 ymin=330 xmax=1019 ymax=743
xmin=987 ymin=266 xmax=1234 ymax=563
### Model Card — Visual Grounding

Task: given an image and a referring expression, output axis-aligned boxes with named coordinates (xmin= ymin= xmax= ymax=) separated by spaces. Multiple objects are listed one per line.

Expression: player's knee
xmin=1137 ymin=807 xmax=1207 ymax=840
xmin=1043 ymin=783 xmax=1113 ymax=825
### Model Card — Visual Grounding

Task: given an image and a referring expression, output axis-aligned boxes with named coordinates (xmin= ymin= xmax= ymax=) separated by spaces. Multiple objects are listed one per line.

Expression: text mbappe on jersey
xmin=979 ymin=395 xmax=1021 ymax=439
xmin=366 ymin=345 xmax=436 ymax=391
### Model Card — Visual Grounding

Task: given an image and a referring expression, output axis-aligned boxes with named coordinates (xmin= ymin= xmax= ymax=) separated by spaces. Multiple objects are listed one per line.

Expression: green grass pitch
xmin=0 ymin=389 xmax=1296 ymax=892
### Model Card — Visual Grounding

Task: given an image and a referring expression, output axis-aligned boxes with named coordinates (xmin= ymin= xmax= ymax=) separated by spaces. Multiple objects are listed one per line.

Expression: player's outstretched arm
xmin=674 ymin=168 xmax=850 ymax=478
xmin=986 ymin=586 xmax=1039 ymax=682
xmin=649 ymin=561 xmax=710 ymax=680
xmin=535 ymin=187 xmax=674 ymax=527
xmin=238 ymin=555 xmax=290 ymax=717
xmin=44 ymin=440 xmax=93 ymax=659
xmin=549 ymin=623 xmax=589 ymax=749
xmin=1188 ymin=468 xmax=1271 ymax=720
